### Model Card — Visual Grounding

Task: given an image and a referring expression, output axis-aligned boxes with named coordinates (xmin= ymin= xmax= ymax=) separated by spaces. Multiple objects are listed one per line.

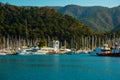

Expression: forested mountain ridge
xmin=0 ymin=3 xmax=95 ymax=42
xmin=51 ymin=4 xmax=120 ymax=32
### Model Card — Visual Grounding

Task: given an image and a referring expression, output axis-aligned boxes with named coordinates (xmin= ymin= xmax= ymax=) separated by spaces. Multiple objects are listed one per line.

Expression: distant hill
xmin=51 ymin=4 xmax=120 ymax=32
xmin=0 ymin=3 xmax=95 ymax=41
xmin=112 ymin=24 xmax=120 ymax=32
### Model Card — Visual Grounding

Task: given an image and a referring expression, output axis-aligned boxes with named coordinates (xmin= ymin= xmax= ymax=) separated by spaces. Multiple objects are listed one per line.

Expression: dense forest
xmin=0 ymin=3 xmax=94 ymax=39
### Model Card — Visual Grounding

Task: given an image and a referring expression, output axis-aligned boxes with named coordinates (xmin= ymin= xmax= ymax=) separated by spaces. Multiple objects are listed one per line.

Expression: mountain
xmin=0 ymin=3 xmax=95 ymax=42
xmin=112 ymin=24 xmax=120 ymax=32
xmin=51 ymin=4 xmax=120 ymax=32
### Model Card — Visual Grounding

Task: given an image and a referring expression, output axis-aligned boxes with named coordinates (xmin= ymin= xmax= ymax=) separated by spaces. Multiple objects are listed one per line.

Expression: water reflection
xmin=1 ymin=55 xmax=120 ymax=80
xmin=53 ymin=55 xmax=60 ymax=71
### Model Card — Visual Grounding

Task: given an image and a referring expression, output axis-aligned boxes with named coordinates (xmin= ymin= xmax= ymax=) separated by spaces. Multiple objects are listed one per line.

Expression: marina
xmin=0 ymin=33 xmax=120 ymax=55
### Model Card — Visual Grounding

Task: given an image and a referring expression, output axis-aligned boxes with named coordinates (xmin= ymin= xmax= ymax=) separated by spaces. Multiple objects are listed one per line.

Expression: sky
xmin=0 ymin=0 xmax=120 ymax=8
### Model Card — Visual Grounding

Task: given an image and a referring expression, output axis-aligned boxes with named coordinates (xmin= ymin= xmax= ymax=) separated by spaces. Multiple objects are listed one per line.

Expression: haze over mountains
xmin=51 ymin=4 xmax=120 ymax=32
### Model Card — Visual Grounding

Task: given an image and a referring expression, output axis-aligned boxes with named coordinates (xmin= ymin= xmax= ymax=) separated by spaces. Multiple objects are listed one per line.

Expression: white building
xmin=53 ymin=40 xmax=59 ymax=53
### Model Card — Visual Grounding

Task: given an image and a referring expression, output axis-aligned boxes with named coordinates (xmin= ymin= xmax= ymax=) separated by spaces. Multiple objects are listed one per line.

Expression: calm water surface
xmin=0 ymin=54 xmax=120 ymax=80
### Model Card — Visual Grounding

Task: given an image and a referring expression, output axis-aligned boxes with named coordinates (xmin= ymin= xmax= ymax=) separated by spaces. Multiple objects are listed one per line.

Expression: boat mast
xmin=25 ymin=19 xmax=28 ymax=46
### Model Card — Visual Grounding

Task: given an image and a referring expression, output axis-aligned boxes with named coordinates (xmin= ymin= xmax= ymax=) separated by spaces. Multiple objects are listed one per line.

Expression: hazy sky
xmin=1 ymin=0 xmax=120 ymax=7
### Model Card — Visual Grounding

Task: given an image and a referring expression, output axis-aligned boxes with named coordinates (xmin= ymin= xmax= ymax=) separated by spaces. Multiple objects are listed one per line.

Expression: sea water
xmin=0 ymin=54 xmax=120 ymax=80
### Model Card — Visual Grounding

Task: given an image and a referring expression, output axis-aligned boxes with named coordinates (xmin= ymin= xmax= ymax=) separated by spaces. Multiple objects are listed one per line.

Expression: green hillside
xmin=52 ymin=5 xmax=120 ymax=32
xmin=0 ymin=3 xmax=95 ymax=42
